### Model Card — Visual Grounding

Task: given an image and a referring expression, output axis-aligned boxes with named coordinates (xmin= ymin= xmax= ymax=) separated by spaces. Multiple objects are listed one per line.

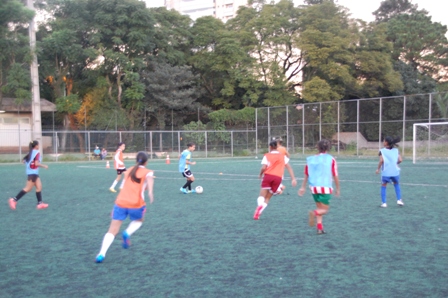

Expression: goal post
xmin=413 ymin=122 xmax=448 ymax=163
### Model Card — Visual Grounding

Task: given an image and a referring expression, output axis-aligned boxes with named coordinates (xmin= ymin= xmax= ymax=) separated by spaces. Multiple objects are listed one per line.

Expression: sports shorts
xmin=27 ymin=174 xmax=39 ymax=182
xmin=312 ymin=193 xmax=332 ymax=205
xmin=381 ymin=175 xmax=400 ymax=184
xmin=112 ymin=204 xmax=146 ymax=221
xmin=182 ymin=169 xmax=193 ymax=178
xmin=261 ymin=174 xmax=282 ymax=193
xmin=117 ymin=168 xmax=127 ymax=175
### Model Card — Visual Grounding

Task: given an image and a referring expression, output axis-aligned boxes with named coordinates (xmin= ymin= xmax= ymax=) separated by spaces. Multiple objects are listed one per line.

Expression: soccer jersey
xmin=379 ymin=148 xmax=400 ymax=177
xmin=178 ymin=149 xmax=192 ymax=173
xmin=25 ymin=149 xmax=41 ymax=175
xmin=261 ymin=151 xmax=289 ymax=178
xmin=114 ymin=149 xmax=125 ymax=170
xmin=304 ymin=153 xmax=338 ymax=194
xmin=277 ymin=145 xmax=288 ymax=157
xmin=115 ymin=166 xmax=153 ymax=209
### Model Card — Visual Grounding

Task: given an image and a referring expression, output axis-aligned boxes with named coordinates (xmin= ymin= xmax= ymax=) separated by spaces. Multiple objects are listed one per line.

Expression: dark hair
xmin=23 ymin=140 xmax=39 ymax=162
xmin=274 ymin=137 xmax=283 ymax=145
xmin=187 ymin=142 xmax=195 ymax=148
xmin=129 ymin=151 xmax=149 ymax=184
xmin=384 ymin=136 xmax=400 ymax=148
xmin=317 ymin=139 xmax=331 ymax=153
xmin=117 ymin=142 xmax=125 ymax=149
xmin=269 ymin=140 xmax=278 ymax=149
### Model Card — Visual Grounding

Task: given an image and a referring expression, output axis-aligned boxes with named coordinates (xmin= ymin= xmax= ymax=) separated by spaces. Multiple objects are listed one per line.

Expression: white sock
xmin=257 ymin=196 xmax=265 ymax=206
xmin=125 ymin=220 xmax=142 ymax=236
xmin=119 ymin=180 xmax=125 ymax=189
xmin=260 ymin=202 xmax=268 ymax=213
xmin=99 ymin=233 xmax=115 ymax=256
xmin=110 ymin=180 xmax=118 ymax=189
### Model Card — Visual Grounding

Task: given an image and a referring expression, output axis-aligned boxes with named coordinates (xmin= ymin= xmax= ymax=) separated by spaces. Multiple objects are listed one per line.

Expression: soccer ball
xmin=195 ymin=186 xmax=203 ymax=194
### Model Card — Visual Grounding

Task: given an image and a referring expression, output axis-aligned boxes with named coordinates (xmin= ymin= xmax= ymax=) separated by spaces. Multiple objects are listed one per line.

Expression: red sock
xmin=314 ymin=210 xmax=319 ymax=216
xmin=317 ymin=223 xmax=323 ymax=230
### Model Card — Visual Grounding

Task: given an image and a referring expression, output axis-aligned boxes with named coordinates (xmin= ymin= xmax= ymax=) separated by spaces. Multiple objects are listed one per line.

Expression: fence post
xmin=357 ymin=100 xmax=360 ymax=156
xmin=337 ymin=101 xmax=340 ymax=154
xmin=402 ymin=96 xmax=406 ymax=156
xmin=286 ymin=105 xmax=289 ymax=151
xmin=302 ymin=104 xmax=305 ymax=155
xmin=379 ymin=98 xmax=382 ymax=150
xmin=231 ymin=131 xmax=233 ymax=157
xmin=255 ymin=109 xmax=258 ymax=156
xmin=205 ymin=131 xmax=207 ymax=158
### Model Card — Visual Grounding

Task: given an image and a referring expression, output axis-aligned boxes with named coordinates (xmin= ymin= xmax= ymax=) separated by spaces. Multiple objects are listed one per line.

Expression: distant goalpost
xmin=412 ymin=122 xmax=448 ymax=163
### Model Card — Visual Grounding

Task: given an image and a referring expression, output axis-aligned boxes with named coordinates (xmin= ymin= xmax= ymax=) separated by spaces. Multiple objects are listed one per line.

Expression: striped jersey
xmin=304 ymin=153 xmax=338 ymax=194
xmin=115 ymin=166 xmax=153 ymax=209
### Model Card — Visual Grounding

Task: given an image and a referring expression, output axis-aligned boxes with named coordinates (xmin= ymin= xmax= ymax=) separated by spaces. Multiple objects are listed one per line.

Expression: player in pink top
xmin=95 ymin=151 xmax=154 ymax=263
xmin=253 ymin=140 xmax=297 ymax=220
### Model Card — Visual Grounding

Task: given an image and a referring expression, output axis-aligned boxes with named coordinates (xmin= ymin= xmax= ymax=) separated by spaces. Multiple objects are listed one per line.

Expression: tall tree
xmin=0 ymin=0 xmax=34 ymax=102
xmin=373 ymin=0 xmax=418 ymax=23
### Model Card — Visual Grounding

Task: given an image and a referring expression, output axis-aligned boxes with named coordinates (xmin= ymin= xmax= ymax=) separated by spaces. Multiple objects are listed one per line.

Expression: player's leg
xmin=109 ymin=171 xmax=121 ymax=192
xmin=8 ymin=178 xmax=34 ymax=210
xmin=34 ymin=177 xmax=48 ymax=209
xmin=122 ymin=206 xmax=146 ymax=249
xmin=314 ymin=201 xmax=330 ymax=234
xmin=380 ymin=176 xmax=390 ymax=207
xmin=254 ymin=188 xmax=269 ymax=220
xmin=391 ymin=176 xmax=403 ymax=206
xmin=119 ymin=169 xmax=127 ymax=189
xmin=96 ymin=205 xmax=126 ymax=263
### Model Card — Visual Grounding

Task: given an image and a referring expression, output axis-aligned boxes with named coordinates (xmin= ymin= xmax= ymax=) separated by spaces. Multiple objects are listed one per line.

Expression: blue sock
xmin=381 ymin=186 xmax=387 ymax=203
xmin=394 ymin=183 xmax=401 ymax=200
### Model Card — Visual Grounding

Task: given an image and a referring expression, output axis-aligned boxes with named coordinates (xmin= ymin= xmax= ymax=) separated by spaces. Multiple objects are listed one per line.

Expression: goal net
xmin=413 ymin=122 xmax=448 ymax=163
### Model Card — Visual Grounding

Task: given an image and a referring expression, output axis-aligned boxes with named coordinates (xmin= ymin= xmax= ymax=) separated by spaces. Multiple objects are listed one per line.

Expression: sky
xmin=145 ymin=0 xmax=448 ymax=27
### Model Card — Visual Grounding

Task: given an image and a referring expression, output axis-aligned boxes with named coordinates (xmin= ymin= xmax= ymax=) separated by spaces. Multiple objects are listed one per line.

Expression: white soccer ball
xmin=195 ymin=186 xmax=203 ymax=194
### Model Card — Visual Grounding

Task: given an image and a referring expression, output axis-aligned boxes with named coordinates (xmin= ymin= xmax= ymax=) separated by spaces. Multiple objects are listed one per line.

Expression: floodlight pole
xmin=27 ymin=0 xmax=43 ymax=151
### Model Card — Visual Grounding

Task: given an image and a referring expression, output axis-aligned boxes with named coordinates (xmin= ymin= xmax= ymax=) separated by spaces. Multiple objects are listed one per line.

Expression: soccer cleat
xmin=36 ymin=202 xmax=49 ymax=209
xmin=189 ymin=189 xmax=196 ymax=193
xmin=95 ymin=254 xmax=105 ymax=263
xmin=109 ymin=188 xmax=117 ymax=193
xmin=308 ymin=211 xmax=315 ymax=227
xmin=253 ymin=206 xmax=263 ymax=220
xmin=317 ymin=230 xmax=326 ymax=235
xmin=380 ymin=203 xmax=387 ymax=208
xmin=122 ymin=231 xmax=130 ymax=249
xmin=8 ymin=198 xmax=17 ymax=210
xmin=180 ymin=187 xmax=188 ymax=194
xmin=397 ymin=200 xmax=404 ymax=206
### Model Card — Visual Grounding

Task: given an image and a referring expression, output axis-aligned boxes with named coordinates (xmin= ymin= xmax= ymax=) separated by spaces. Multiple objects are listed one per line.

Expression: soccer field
xmin=1 ymin=156 xmax=447 ymax=297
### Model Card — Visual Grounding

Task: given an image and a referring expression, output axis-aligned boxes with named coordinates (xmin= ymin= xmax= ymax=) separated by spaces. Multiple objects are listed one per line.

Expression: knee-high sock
xmin=36 ymin=191 xmax=42 ymax=203
xmin=14 ymin=190 xmax=27 ymax=201
xmin=183 ymin=180 xmax=193 ymax=190
xmin=394 ymin=183 xmax=401 ymax=200
xmin=381 ymin=186 xmax=387 ymax=203
xmin=110 ymin=180 xmax=118 ymax=189
xmin=125 ymin=220 xmax=142 ymax=236
xmin=99 ymin=233 xmax=115 ymax=256
xmin=257 ymin=196 xmax=268 ymax=213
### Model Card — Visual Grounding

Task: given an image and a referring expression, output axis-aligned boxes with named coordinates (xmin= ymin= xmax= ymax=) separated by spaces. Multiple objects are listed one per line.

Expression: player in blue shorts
xmin=376 ymin=136 xmax=404 ymax=207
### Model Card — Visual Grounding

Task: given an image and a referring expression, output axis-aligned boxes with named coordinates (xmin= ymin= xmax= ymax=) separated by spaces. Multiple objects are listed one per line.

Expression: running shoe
xmin=122 ymin=231 xmax=130 ymax=249
xmin=380 ymin=203 xmax=387 ymax=208
xmin=317 ymin=230 xmax=326 ymax=235
xmin=36 ymin=202 xmax=49 ymax=209
xmin=397 ymin=200 xmax=404 ymax=206
xmin=109 ymin=188 xmax=117 ymax=193
xmin=253 ymin=206 xmax=263 ymax=220
xmin=95 ymin=254 xmax=105 ymax=263
xmin=8 ymin=198 xmax=17 ymax=210
xmin=308 ymin=210 xmax=315 ymax=227
xmin=180 ymin=187 xmax=188 ymax=194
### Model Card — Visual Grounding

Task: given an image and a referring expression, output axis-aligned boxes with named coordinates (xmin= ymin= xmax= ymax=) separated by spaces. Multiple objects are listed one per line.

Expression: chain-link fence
xmin=256 ymin=92 xmax=448 ymax=158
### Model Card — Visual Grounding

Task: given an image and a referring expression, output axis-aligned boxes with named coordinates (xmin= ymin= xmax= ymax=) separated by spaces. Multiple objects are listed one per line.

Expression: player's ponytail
xmin=384 ymin=136 xmax=401 ymax=148
xmin=23 ymin=140 xmax=39 ymax=163
xmin=129 ymin=151 xmax=148 ymax=183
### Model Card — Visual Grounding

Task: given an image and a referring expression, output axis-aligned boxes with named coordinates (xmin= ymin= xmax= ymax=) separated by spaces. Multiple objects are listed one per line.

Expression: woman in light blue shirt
xmin=8 ymin=140 xmax=49 ymax=210
xmin=375 ymin=136 xmax=403 ymax=207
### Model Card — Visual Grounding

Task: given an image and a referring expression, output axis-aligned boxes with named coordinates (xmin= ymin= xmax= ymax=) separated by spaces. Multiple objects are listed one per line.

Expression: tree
xmin=0 ymin=0 xmax=34 ymax=102
xmin=141 ymin=62 xmax=202 ymax=129
xmin=373 ymin=0 xmax=418 ymax=23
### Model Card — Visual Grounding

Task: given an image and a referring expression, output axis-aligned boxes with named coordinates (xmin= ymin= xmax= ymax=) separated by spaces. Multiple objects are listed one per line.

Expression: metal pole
xmin=379 ymin=98 xmax=382 ymax=150
xmin=319 ymin=102 xmax=322 ymax=140
xmin=337 ymin=101 xmax=340 ymax=154
xmin=27 ymin=0 xmax=42 ymax=151
xmin=357 ymin=100 xmax=359 ymax=156
xmin=231 ymin=131 xmax=233 ymax=157
xmin=255 ymin=109 xmax=258 ymax=156
xmin=402 ymin=96 xmax=406 ymax=156
xmin=302 ymin=105 xmax=305 ymax=155
xmin=286 ymin=105 xmax=289 ymax=151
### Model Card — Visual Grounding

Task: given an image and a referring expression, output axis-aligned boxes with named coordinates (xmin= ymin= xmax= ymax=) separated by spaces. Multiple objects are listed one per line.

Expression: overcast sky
xmin=145 ymin=0 xmax=448 ymax=27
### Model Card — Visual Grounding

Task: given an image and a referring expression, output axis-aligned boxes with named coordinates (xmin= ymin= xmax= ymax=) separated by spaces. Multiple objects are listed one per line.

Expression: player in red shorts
xmin=253 ymin=140 xmax=297 ymax=220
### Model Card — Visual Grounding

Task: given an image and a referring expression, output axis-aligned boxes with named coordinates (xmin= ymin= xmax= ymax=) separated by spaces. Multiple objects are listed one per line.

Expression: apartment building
xmin=164 ymin=0 xmax=248 ymax=21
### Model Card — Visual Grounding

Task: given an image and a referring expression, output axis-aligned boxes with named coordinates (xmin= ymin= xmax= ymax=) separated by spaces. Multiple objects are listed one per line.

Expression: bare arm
xmin=397 ymin=154 xmax=402 ymax=164
xmin=35 ymin=159 xmax=48 ymax=169
xmin=333 ymin=175 xmax=340 ymax=197
xmin=298 ymin=174 xmax=308 ymax=196
xmin=375 ymin=155 xmax=384 ymax=174
xmin=146 ymin=172 xmax=154 ymax=204
xmin=259 ymin=165 xmax=267 ymax=179
xmin=285 ymin=163 xmax=297 ymax=187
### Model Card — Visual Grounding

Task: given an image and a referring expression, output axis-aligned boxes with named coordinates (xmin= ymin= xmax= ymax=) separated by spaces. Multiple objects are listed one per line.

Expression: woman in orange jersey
xmin=109 ymin=142 xmax=126 ymax=192
xmin=253 ymin=140 xmax=297 ymax=220
xmin=96 ymin=151 xmax=154 ymax=263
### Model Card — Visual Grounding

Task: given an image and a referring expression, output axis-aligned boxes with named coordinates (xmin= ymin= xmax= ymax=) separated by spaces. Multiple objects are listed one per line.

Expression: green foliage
xmin=1 ymin=63 xmax=31 ymax=102
xmin=56 ymin=94 xmax=81 ymax=114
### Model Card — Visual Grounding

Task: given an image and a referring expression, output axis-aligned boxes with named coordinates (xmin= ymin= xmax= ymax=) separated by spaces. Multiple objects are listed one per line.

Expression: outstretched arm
xmin=376 ymin=156 xmax=384 ymax=174
xmin=298 ymin=175 xmax=308 ymax=196
xmin=146 ymin=172 xmax=155 ymax=204
xmin=285 ymin=163 xmax=297 ymax=187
